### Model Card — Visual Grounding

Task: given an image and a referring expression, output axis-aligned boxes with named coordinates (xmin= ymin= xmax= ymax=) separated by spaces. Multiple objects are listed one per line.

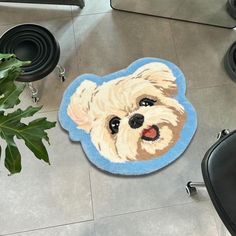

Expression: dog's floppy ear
xmin=67 ymin=80 xmax=97 ymax=133
xmin=133 ymin=62 xmax=177 ymax=96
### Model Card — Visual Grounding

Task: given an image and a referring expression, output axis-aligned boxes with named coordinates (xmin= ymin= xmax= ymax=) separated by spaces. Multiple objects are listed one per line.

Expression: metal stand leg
xmin=217 ymin=129 xmax=230 ymax=140
xmin=56 ymin=65 xmax=66 ymax=82
xmin=0 ymin=0 xmax=85 ymax=9
xmin=185 ymin=181 xmax=205 ymax=196
xmin=28 ymin=82 xmax=39 ymax=103
xmin=78 ymin=0 xmax=85 ymax=8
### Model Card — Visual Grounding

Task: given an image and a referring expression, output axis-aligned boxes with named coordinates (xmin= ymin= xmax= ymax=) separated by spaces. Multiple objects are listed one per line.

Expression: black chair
xmin=186 ymin=129 xmax=236 ymax=236
xmin=0 ymin=0 xmax=84 ymax=8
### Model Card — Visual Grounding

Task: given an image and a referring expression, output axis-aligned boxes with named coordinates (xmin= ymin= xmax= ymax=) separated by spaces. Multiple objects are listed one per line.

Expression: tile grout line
xmin=168 ymin=20 xmax=234 ymax=92
xmin=1 ymin=198 xmax=216 ymax=236
xmin=89 ymin=170 xmax=95 ymax=221
xmin=96 ymin=199 xmax=211 ymax=221
xmin=72 ymin=11 xmax=112 ymax=18
xmin=168 ymin=19 xmax=181 ymax=67
xmin=0 ymin=219 xmax=94 ymax=236
xmin=0 ymin=4 xmax=112 ymax=28
xmin=88 ymin=169 xmax=98 ymax=236
xmin=170 ymin=0 xmax=188 ymax=20
xmin=0 ymin=16 xmax=72 ymax=28
xmin=70 ymin=10 xmax=112 ymax=75
xmin=69 ymin=3 xmax=82 ymax=78
xmin=71 ymin=7 xmax=80 ymax=72
xmin=70 ymin=5 xmax=74 ymax=21
xmin=187 ymin=82 xmax=233 ymax=91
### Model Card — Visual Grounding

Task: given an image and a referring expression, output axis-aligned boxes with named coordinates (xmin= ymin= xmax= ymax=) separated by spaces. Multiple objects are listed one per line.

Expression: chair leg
xmin=185 ymin=181 xmax=205 ymax=196
xmin=56 ymin=65 xmax=66 ymax=82
xmin=27 ymin=82 xmax=39 ymax=103
xmin=78 ymin=0 xmax=85 ymax=9
xmin=0 ymin=0 xmax=85 ymax=8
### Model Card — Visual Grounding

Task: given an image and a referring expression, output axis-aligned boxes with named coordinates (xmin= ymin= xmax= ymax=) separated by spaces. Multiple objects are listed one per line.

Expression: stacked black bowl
xmin=227 ymin=0 xmax=236 ymax=20
xmin=0 ymin=24 xmax=60 ymax=82
xmin=224 ymin=41 xmax=236 ymax=82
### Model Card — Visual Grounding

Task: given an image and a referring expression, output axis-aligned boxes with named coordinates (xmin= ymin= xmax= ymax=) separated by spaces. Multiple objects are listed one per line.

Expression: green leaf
xmin=5 ymin=144 xmax=22 ymax=175
xmin=0 ymin=66 xmax=20 ymax=83
xmin=0 ymin=106 xmax=41 ymax=128
xmin=0 ymin=53 xmax=55 ymax=174
xmin=0 ymin=54 xmax=30 ymax=71
xmin=0 ymin=54 xmax=29 ymax=111
xmin=0 ymin=82 xmax=25 ymax=110
xmin=0 ymin=106 xmax=56 ymax=174
xmin=3 ymin=134 xmax=22 ymax=174
xmin=0 ymin=54 xmax=30 ymax=85
xmin=16 ymin=118 xmax=56 ymax=164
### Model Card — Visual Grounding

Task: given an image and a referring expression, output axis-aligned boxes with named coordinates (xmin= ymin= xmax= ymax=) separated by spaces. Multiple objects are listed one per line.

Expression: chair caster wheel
xmin=32 ymin=96 xmax=39 ymax=103
xmin=186 ymin=182 xmax=197 ymax=196
xmin=217 ymin=129 xmax=230 ymax=140
xmin=60 ymin=76 xmax=65 ymax=82
xmin=57 ymin=65 xmax=65 ymax=82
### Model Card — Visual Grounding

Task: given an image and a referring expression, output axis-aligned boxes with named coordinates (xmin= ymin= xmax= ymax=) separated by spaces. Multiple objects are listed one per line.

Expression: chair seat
xmin=202 ymin=130 xmax=236 ymax=235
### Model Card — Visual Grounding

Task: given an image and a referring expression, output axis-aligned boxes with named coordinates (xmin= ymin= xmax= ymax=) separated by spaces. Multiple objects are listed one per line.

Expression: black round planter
xmin=224 ymin=41 xmax=236 ymax=82
xmin=227 ymin=0 xmax=236 ymax=19
xmin=0 ymin=24 xmax=60 ymax=82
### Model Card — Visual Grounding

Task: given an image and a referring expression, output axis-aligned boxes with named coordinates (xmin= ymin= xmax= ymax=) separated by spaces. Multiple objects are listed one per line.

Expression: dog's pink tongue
xmin=142 ymin=127 xmax=157 ymax=139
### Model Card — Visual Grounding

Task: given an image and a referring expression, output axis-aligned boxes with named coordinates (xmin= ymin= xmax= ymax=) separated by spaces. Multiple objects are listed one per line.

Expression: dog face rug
xmin=59 ymin=58 xmax=197 ymax=175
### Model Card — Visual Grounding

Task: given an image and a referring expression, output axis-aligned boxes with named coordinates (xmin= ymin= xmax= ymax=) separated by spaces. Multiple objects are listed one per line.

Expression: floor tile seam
xmin=94 ymin=199 xmax=211 ymax=221
xmin=70 ymin=11 xmax=112 ymax=76
xmin=68 ymin=5 xmax=77 ymax=60
xmin=70 ymin=5 xmax=74 ymax=20
xmin=71 ymin=6 xmax=80 ymax=70
xmin=0 ymin=15 xmax=73 ymax=28
xmin=89 ymin=170 xmax=95 ymax=220
xmin=71 ymin=11 xmax=112 ymax=19
xmin=168 ymin=18 xmax=181 ymax=66
xmin=170 ymin=0 xmax=189 ymax=18
xmin=93 ymin=219 xmax=97 ymax=236
xmin=187 ymin=82 xmax=233 ymax=91
xmin=0 ymin=219 xmax=95 ymax=236
xmin=167 ymin=21 xmax=233 ymax=92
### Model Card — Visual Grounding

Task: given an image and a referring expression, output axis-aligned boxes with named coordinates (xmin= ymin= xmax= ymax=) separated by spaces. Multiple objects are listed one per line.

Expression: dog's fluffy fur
xmin=67 ymin=62 xmax=186 ymax=162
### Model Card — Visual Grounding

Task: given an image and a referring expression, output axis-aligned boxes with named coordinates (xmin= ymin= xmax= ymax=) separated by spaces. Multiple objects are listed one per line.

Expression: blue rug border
xmin=58 ymin=57 xmax=197 ymax=175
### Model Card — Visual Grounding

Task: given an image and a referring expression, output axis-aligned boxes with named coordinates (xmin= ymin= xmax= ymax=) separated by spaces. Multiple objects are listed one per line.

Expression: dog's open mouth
xmin=141 ymin=125 xmax=160 ymax=141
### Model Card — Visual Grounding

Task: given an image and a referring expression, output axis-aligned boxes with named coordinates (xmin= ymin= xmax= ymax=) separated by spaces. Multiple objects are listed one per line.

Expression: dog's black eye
xmin=109 ymin=117 xmax=121 ymax=134
xmin=139 ymin=98 xmax=156 ymax=107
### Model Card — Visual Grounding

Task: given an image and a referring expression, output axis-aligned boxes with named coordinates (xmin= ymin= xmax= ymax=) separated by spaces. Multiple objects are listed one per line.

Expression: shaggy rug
xmin=59 ymin=58 xmax=197 ymax=175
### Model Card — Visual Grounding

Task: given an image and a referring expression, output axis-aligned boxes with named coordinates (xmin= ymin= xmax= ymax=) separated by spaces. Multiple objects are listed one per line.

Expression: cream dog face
xmin=67 ymin=62 xmax=186 ymax=163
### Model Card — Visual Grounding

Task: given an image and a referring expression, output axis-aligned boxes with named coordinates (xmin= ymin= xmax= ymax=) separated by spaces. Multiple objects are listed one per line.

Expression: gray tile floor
xmin=0 ymin=1 xmax=235 ymax=235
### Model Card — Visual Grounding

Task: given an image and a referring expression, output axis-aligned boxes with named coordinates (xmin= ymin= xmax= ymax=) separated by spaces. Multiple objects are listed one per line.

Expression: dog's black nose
xmin=129 ymin=114 xmax=144 ymax=129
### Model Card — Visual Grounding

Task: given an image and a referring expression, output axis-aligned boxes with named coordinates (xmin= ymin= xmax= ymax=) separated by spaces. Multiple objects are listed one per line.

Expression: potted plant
xmin=0 ymin=53 xmax=56 ymax=175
